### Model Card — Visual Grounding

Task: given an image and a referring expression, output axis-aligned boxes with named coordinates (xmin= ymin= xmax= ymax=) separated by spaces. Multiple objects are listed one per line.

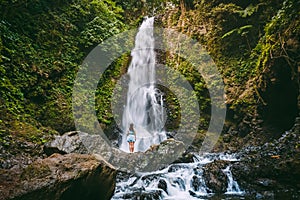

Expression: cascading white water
xmin=112 ymin=153 xmax=244 ymax=199
xmin=120 ymin=17 xmax=167 ymax=152
xmin=223 ymin=166 xmax=243 ymax=195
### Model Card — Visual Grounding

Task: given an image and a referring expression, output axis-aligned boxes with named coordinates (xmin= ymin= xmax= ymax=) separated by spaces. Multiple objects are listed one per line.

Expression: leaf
xmin=222 ymin=25 xmax=253 ymax=38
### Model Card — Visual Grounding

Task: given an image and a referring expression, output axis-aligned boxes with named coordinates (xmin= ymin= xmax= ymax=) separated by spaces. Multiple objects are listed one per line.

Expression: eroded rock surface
xmin=0 ymin=153 xmax=116 ymax=200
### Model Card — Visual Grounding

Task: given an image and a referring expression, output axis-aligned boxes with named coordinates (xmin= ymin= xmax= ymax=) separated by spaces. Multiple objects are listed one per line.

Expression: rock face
xmin=0 ymin=153 xmax=116 ymax=200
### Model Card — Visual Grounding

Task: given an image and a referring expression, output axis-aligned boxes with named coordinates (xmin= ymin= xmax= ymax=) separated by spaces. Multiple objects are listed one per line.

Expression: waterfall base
xmin=111 ymin=153 xmax=244 ymax=199
xmin=120 ymin=126 xmax=167 ymax=152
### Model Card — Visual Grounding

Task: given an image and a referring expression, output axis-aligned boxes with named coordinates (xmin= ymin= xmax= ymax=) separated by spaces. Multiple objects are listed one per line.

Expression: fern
xmin=222 ymin=25 xmax=253 ymax=39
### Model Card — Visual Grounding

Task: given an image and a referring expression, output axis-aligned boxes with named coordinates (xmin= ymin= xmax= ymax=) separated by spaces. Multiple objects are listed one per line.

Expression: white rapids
xmin=112 ymin=153 xmax=244 ymax=199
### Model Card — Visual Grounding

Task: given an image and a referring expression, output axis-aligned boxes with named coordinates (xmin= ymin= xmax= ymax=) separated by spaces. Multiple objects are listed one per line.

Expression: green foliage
xmin=94 ymin=54 xmax=130 ymax=127
xmin=165 ymin=55 xmax=211 ymax=131
xmin=236 ymin=3 xmax=260 ymax=18
xmin=159 ymin=0 xmax=299 ymax=128
xmin=222 ymin=25 xmax=253 ymax=39
xmin=0 ymin=0 xmax=298 ymax=150
xmin=255 ymin=0 xmax=300 ymax=74
xmin=0 ymin=0 xmax=126 ymax=139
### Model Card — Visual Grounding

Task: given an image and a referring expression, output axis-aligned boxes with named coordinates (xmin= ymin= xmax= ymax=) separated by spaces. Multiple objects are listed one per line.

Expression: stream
xmin=111 ymin=153 xmax=244 ymax=199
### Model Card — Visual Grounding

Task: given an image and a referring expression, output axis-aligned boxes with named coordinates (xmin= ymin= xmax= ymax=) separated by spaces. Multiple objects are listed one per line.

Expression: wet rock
xmin=262 ymin=191 xmax=275 ymax=199
xmin=167 ymin=163 xmax=190 ymax=173
xmin=191 ymin=175 xmax=201 ymax=191
xmin=158 ymin=179 xmax=168 ymax=194
xmin=0 ymin=153 xmax=116 ymax=200
xmin=103 ymin=121 xmax=122 ymax=141
xmin=140 ymin=173 xmax=161 ymax=185
xmin=189 ymin=190 xmax=197 ymax=197
xmin=256 ymin=193 xmax=264 ymax=199
xmin=166 ymin=131 xmax=176 ymax=139
xmin=123 ymin=189 xmax=162 ymax=200
xmin=173 ymin=177 xmax=186 ymax=190
xmin=173 ymin=152 xmax=195 ymax=163
xmin=237 ymin=122 xmax=250 ymax=137
xmin=203 ymin=160 xmax=229 ymax=193
xmin=231 ymin=125 xmax=300 ymax=194
xmin=256 ymin=178 xmax=277 ymax=188
xmin=188 ymin=190 xmax=209 ymax=198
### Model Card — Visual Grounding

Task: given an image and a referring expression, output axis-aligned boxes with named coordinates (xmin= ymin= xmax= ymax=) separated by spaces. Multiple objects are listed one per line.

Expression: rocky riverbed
xmin=0 ymin=116 xmax=299 ymax=199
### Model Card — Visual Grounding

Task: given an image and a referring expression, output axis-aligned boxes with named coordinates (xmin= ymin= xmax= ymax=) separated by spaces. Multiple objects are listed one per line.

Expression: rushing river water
xmin=111 ymin=153 xmax=244 ymax=199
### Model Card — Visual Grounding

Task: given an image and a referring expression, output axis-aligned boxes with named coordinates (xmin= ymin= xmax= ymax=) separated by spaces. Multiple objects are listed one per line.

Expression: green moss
xmin=0 ymin=0 xmax=126 ymax=137
xmin=21 ymin=163 xmax=51 ymax=180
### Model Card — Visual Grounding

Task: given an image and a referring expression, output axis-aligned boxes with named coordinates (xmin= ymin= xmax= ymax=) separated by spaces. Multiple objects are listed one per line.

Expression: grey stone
xmin=0 ymin=153 xmax=116 ymax=200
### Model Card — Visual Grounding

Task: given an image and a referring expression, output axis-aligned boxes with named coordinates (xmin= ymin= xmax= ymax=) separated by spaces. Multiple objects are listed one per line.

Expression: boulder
xmin=43 ymin=131 xmax=88 ymax=155
xmin=203 ymin=160 xmax=229 ymax=193
xmin=158 ymin=179 xmax=168 ymax=194
xmin=122 ymin=189 xmax=162 ymax=200
xmin=44 ymin=131 xmax=113 ymax=160
xmin=110 ymin=138 xmax=186 ymax=172
xmin=191 ymin=175 xmax=201 ymax=192
xmin=44 ymin=132 xmax=186 ymax=173
xmin=0 ymin=153 xmax=116 ymax=200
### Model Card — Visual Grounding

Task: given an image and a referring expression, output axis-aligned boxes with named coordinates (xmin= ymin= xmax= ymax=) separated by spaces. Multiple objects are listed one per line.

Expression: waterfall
xmin=120 ymin=17 xmax=167 ymax=152
xmin=223 ymin=166 xmax=243 ymax=195
xmin=112 ymin=153 xmax=244 ymax=199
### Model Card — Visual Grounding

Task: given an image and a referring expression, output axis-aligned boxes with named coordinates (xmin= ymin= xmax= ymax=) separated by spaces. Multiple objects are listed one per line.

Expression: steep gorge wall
xmin=155 ymin=0 xmax=299 ymax=146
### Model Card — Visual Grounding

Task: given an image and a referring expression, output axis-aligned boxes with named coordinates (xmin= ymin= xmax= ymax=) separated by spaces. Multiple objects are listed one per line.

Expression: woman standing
xmin=127 ymin=123 xmax=136 ymax=153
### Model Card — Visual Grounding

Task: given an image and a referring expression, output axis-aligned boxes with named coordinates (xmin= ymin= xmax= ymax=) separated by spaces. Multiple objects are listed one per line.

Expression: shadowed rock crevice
xmin=260 ymin=57 xmax=299 ymax=134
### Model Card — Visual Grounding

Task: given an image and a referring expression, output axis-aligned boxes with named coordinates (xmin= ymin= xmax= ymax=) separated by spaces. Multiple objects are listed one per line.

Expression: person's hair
xmin=129 ymin=123 xmax=134 ymax=131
